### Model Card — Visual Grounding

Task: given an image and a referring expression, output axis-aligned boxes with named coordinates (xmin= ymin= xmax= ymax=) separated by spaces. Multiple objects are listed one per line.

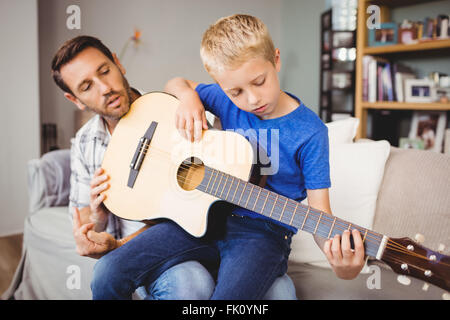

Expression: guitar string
xmin=127 ymin=147 xmax=447 ymax=263
xmin=142 ymin=153 xmax=432 ymax=258
xmin=173 ymin=163 xmax=442 ymax=260
xmin=384 ymin=245 xmax=450 ymax=267
xmin=175 ymin=170 xmax=433 ymax=259
xmin=177 ymin=166 xmax=447 ymax=263
xmin=176 ymin=172 xmax=448 ymax=266
xmin=382 ymin=252 xmax=436 ymax=273
xmin=382 ymin=253 xmax=450 ymax=292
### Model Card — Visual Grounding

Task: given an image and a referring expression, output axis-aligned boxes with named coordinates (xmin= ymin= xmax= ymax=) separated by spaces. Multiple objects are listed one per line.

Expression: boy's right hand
xmin=175 ymin=90 xmax=208 ymax=142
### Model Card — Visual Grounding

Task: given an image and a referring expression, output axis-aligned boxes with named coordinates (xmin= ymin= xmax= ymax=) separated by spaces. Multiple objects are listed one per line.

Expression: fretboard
xmin=197 ymin=166 xmax=383 ymax=258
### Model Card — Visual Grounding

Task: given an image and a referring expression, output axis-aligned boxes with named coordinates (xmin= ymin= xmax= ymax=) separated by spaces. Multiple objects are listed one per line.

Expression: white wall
xmin=38 ymin=0 xmax=283 ymax=149
xmin=280 ymin=0 xmax=326 ymax=112
xmin=0 ymin=0 xmax=40 ymax=236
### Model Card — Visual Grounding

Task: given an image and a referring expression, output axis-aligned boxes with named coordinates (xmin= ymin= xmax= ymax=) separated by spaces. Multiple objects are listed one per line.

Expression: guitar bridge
xmin=127 ymin=121 xmax=158 ymax=188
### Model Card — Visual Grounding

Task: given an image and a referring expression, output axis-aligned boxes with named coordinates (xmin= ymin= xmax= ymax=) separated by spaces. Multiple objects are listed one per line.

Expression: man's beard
xmin=77 ymin=73 xmax=133 ymax=121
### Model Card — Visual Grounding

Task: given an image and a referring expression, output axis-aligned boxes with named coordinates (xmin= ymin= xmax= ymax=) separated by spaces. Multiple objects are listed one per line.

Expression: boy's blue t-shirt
xmin=195 ymin=83 xmax=331 ymax=233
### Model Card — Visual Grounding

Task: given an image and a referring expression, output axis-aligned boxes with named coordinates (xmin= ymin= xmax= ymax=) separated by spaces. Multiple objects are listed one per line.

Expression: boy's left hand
xmin=323 ymin=229 xmax=365 ymax=280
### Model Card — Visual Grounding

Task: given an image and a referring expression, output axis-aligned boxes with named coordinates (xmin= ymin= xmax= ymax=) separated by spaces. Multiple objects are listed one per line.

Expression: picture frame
xmin=332 ymin=72 xmax=352 ymax=89
xmin=408 ymin=111 xmax=447 ymax=152
xmin=332 ymin=31 xmax=355 ymax=48
xmin=404 ymin=78 xmax=437 ymax=103
xmin=399 ymin=137 xmax=425 ymax=150
xmin=398 ymin=27 xmax=418 ymax=44
xmin=368 ymin=22 xmax=398 ymax=47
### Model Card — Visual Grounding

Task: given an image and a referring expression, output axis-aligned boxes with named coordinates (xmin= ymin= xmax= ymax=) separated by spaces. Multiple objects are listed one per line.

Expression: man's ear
xmin=274 ymin=48 xmax=281 ymax=73
xmin=64 ymin=92 xmax=86 ymax=111
xmin=112 ymin=53 xmax=126 ymax=75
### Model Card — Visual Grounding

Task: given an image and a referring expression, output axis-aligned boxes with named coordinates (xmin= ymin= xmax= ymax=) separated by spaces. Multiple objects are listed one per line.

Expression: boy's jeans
xmin=91 ymin=218 xmax=295 ymax=299
xmin=211 ymin=214 xmax=293 ymax=299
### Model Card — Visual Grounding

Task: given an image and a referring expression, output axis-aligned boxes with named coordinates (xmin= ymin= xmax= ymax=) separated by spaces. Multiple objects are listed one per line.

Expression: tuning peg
xmin=422 ymin=283 xmax=429 ymax=291
xmin=414 ymin=233 xmax=425 ymax=244
xmin=443 ymin=292 xmax=450 ymax=300
xmin=397 ymin=275 xmax=411 ymax=286
xmin=438 ymin=243 xmax=445 ymax=253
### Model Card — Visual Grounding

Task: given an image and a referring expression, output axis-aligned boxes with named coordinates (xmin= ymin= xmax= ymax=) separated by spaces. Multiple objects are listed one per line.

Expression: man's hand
xmin=72 ymin=207 xmax=118 ymax=259
xmin=323 ymin=229 xmax=366 ymax=280
xmin=90 ymin=167 xmax=110 ymax=231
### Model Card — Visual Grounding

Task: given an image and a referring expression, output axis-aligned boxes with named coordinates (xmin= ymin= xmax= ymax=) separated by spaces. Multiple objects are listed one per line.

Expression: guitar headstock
xmin=381 ymin=237 xmax=450 ymax=292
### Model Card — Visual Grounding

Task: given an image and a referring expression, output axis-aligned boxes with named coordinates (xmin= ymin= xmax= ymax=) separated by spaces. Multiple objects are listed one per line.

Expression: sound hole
xmin=177 ymin=157 xmax=205 ymax=191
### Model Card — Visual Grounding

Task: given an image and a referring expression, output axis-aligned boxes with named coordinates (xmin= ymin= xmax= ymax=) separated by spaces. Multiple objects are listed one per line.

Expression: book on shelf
xmin=363 ymin=55 xmax=416 ymax=103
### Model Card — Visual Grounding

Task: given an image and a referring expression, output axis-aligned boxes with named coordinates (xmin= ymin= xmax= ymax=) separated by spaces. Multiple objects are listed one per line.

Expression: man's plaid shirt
xmin=69 ymin=114 xmax=144 ymax=239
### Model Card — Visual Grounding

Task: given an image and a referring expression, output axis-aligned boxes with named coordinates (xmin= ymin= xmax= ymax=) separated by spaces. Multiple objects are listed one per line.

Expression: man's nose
xmin=97 ymin=79 xmax=112 ymax=95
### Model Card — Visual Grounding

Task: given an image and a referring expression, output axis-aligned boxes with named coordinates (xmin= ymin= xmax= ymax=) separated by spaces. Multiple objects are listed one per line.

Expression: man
xmin=51 ymin=35 xmax=297 ymax=299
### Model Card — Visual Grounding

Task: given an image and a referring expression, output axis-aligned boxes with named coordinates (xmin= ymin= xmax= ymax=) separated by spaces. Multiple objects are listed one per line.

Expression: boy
xmin=165 ymin=14 xmax=365 ymax=298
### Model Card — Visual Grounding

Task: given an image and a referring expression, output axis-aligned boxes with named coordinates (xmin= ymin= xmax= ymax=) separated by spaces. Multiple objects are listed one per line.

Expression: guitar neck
xmin=197 ymin=166 xmax=387 ymax=259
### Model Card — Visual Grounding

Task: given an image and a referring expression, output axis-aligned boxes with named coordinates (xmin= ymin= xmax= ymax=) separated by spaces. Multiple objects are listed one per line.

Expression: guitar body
xmin=101 ymin=92 xmax=254 ymax=237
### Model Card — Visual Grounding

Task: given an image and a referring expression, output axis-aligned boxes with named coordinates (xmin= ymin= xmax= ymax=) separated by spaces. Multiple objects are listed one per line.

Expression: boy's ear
xmin=64 ymin=92 xmax=86 ymax=111
xmin=274 ymin=48 xmax=281 ymax=72
xmin=112 ymin=52 xmax=126 ymax=75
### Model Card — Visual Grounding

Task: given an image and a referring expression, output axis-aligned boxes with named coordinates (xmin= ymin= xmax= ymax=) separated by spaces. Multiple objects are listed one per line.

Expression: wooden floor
xmin=0 ymin=234 xmax=23 ymax=298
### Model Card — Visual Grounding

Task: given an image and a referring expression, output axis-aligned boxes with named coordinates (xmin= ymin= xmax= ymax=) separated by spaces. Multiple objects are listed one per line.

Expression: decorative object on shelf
xmin=437 ymin=87 xmax=450 ymax=103
xmin=408 ymin=111 xmax=447 ymax=153
xmin=404 ymin=78 xmax=437 ymax=103
xmin=333 ymin=31 xmax=355 ymax=48
xmin=119 ymin=28 xmax=142 ymax=61
xmin=368 ymin=22 xmax=398 ymax=47
xmin=332 ymin=72 xmax=352 ymax=89
xmin=399 ymin=137 xmax=425 ymax=150
xmin=437 ymin=14 xmax=449 ymax=39
xmin=398 ymin=20 xmax=418 ymax=44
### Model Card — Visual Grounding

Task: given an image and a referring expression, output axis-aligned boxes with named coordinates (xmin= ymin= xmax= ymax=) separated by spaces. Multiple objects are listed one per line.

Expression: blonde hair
xmin=200 ymin=14 xmax=276 ymax=75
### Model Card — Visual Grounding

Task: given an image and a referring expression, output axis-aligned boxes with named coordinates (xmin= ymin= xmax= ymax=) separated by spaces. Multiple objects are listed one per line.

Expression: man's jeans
xmin=91 ymin=218 xmax=296 ymax=299
xmin=136 ymin=261 xmax=296 ymax=300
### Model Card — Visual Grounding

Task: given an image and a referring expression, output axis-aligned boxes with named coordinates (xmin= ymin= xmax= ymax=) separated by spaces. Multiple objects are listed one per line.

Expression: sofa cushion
xmin=289 ymin=140 xmax=391 ymax=268
xmin=27 ymin=149 xmax=71 ymax=213
xmin=326 ymin=117 xmax=360 ymax=144
xmin=287 ymin=261 xmax=446 ymax=300
xmin=373 ymin=147 xmax=450 ymax=256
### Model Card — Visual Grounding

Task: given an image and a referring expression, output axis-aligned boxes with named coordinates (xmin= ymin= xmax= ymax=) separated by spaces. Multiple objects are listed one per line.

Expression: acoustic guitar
xmin=101 ymin=92 xmax=450 ymax=292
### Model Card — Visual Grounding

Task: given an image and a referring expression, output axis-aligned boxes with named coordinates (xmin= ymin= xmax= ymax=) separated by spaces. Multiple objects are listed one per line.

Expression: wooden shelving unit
xmin=319 ymin=9 xmax=356 ymax=123
xmin=354 ymin=0 xmax=450 ymax=139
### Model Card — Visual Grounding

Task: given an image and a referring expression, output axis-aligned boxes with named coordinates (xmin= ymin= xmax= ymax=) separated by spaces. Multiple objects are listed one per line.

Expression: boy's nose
xmin=247 ymin=90 xmax=260 ymax=106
